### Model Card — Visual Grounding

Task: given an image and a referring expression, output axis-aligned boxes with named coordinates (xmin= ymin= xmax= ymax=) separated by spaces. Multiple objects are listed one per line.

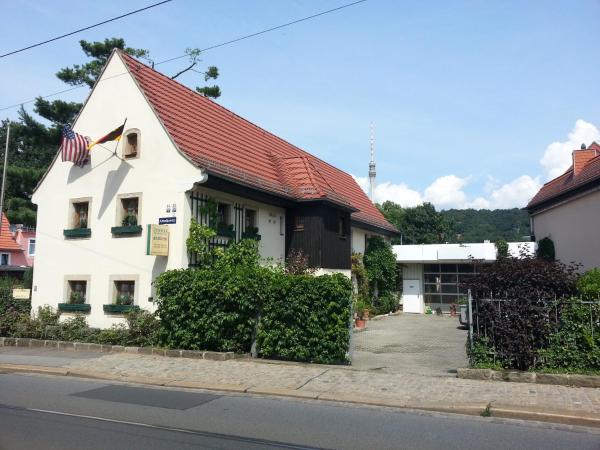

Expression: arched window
xmin=123 ymin=128 xmax=140 ymax=159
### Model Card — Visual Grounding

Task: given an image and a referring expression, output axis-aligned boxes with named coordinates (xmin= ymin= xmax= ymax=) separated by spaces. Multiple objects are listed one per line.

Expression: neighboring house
xmin=0 ymin=216 xmax=33 ymax=277
xmin=526 ymin=142 xmax=600 ymax=271
xmin=394 ymin=241 xmax=534 ymax=313
xmin=31 ymin=49 xmax=397 ymax=328
xmin=11 ymin=225 xmax=36 ymax=267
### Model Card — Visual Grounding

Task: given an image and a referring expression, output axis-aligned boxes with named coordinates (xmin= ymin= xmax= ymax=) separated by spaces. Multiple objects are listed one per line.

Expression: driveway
xmin=352 ymin=314 xmax=468 ymax=377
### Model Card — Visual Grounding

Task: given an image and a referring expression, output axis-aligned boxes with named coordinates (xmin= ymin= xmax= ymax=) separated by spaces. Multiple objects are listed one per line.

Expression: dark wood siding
xmin=286 ymin=203 xmax=351 ymax=270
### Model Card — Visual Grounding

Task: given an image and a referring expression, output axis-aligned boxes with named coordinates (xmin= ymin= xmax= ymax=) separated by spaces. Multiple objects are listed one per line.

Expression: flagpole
xmin=0 ymin=123 xmax=10 ymax=236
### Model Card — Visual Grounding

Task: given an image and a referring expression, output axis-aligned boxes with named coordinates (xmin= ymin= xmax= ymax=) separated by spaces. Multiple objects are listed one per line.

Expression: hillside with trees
xmin=378 ymin=201 xmax=531 ymax=244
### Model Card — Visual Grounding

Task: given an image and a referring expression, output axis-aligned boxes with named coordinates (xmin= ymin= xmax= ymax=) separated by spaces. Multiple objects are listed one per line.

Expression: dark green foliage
xmin=363 ymin=236 xmax=397 ymax=295
xmin=538 ymin=299 xmax=600 ymax=372
xmin=577 ymin=268 xmax=600 ymax=299
xmin=370 ymin=291 xmax=398 ymax=316
xmin=537 ymin=237 xmax=555 ymax=261
xmin=0 ymin=279 xmax=30 ymax=336
xmin=494 ymin=239 xmax=509 ymax=258
xmin=154 ymin=265 xmax=265 ymax=352
xmin=442 ymin=208 xmax=530 ymax=242
xmin=257 ymin=273 xmax=352 ymax=364
xmin=378 ymin=201 xmax=452 ymax=244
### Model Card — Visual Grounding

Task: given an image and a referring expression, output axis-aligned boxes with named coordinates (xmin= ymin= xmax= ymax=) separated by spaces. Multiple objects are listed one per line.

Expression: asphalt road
xmin=0 ymin=373 xmax=598 ymax=450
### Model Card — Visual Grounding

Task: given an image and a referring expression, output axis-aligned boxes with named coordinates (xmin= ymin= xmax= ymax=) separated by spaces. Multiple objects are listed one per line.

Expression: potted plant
xmin=242 ymin=226 xmax=261 ymax=240
xmin=70 ymin=291 xmax=85 ymax=304
xmin=122 ymin=210 xmax=138 ymax=227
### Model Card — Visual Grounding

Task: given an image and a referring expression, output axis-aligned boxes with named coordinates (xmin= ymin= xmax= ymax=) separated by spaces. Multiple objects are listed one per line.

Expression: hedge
xmin=154 ymin=267 xmax=352 ymax=363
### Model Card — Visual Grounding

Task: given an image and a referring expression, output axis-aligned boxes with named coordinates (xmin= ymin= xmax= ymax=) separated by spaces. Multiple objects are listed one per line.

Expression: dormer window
xmin=123 ymin=129 xmax=140 ymax=159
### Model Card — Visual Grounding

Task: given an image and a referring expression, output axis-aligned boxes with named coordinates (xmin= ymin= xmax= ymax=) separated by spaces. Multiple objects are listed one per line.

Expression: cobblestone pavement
xmin=352 ymin=314 xmax=468 ymax=376
xmin=65 ymin=353 xmax=600 ymax=416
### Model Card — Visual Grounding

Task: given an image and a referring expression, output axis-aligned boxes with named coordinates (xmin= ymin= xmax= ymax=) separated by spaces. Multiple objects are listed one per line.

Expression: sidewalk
xmin=1 ymin=347 xmax=599 ymax=427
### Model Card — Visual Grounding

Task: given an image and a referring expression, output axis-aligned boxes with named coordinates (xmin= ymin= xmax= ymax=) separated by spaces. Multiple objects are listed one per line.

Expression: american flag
xmin=61 ymin=124 xmax=90 ymax=167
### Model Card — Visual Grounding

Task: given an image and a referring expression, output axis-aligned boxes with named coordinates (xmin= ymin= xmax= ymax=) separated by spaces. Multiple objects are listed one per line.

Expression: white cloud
xmin=351 ymin=174 xmax=423 ymax=207
xmin=464 ymin=197 xmax=491 ymax=210
xmin=488 ymin=175 xmax=542 ymax=209
xmin=540 ymin=119 xmax=600 ymax=180
xmin=423 ymin=175 xmax=470 ymax=208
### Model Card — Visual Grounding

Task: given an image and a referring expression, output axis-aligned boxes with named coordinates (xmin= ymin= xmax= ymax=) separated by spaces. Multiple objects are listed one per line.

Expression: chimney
xmin=572 ymin=141 xmax=600 ymax=176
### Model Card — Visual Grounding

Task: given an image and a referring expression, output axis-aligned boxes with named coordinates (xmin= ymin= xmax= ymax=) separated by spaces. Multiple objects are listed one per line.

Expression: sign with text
xmin=147 ymin=224 xmax=169 ymax=256
xmin=159 ymin=217 xmax=176 ymax=225
xmin=12 ymin=289 xmax=31 ymax=300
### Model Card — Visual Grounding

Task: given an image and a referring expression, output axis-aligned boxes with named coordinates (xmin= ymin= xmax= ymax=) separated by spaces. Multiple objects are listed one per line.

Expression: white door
xmin=402 ymin=279 xmax=423 ymax=313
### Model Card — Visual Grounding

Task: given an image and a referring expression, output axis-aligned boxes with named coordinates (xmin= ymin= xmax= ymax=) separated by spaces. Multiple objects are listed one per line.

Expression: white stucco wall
xmin=31 ymin=52 xmax=205 ymax=328
xmin=531 ymin=189 xmax=600 ymax=271
xmin=351 ymin=227 xmax=367 ymax=254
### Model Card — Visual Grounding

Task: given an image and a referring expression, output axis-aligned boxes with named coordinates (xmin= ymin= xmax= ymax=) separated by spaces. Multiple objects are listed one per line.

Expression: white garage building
xmin=394 ymin=242 xmax=535 ymax=314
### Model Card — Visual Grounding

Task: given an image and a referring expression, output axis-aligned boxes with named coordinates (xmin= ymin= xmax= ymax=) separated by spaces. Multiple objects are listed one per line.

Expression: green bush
xmin=537 ymin=237 xmax=555 ymax=261
xmin=257 ymin=273 xmax=352 ymax=364
xmin=577 ymin=268 xmax=600 ymax=299
xmin=370 ymin=291 xmax=398 ymax=316
xmin=538 ymin=299 xmax=600 ymax=372
xmin=154 ymin=265 xmax=265 ymax=352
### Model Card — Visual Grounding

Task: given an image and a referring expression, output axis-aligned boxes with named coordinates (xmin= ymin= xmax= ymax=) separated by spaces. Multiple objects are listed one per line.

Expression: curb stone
xmin=1 ymin=363 xmax=599 ymax=429
xmin=0 ymin=337 xmax=244 ymax=361
xmin=457 ymin=367 xmax=600 ymax=388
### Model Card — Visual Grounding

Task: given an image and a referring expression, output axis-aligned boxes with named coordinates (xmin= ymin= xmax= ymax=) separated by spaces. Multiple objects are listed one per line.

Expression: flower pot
xmin=355 ymin=318 xmax=366 ymax=329
xmin=362 ymin=310 xmax=370 ymax=320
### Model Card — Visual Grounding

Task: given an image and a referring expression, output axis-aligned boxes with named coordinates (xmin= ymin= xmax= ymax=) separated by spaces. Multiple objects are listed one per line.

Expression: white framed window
xmin=108 ymin=275 xmax=139 ymax=306
xmin=27 ymin=239 xmax=36 ymax=256
xmin=116 ymin=193 xmax=142 ymax=227
xmin=63 ymin=275 xmax=91 ymax=304
xmin=0 ymin=253 xmax=9 ymax=266
xmin=122 ymin=129 xmax=140 ymax=159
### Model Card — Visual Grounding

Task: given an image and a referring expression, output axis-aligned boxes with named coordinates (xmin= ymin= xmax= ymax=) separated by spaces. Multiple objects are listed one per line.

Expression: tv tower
xmin=368 ymin=122 xmax=376 ymax=202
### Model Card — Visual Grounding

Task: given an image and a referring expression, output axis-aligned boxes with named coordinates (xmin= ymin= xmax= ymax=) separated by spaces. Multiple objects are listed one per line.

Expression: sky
xmin=1 ymin=0 xmax=599 ymax=210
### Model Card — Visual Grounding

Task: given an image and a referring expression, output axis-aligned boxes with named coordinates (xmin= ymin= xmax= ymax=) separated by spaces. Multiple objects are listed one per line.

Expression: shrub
xmin=577 ymin=268 xmax=600 ymax=299
xmin=363 ymin=236 xmax=397 ymax=296
xmin=370 ymin=291 xmax=398 ymax=316
xmin=257 ymin=273 xmax=352 ymax=364
xmin=494 ymin=239 xmax=509 ymax=258
xmin=537 ymin=299 xmax=600 ymax=372
xmin=124 ymin=309 xmax=160 ymax=347
xmin=537 ymin=237 xmax=555 ymax=261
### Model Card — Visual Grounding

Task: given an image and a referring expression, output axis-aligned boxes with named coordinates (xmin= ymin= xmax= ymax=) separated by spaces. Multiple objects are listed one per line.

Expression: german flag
xmin=88 ymin=123 xmax=125 ymax=150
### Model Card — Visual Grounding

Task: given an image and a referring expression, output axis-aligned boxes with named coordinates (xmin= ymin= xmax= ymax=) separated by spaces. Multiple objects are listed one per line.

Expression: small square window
xmin=123 ymin=130 xmax=140 ymax=159
xmin=114 ymin=280 xmax=135 ymax=306
xmin=293 ymin=215 xmax=304 ymax=231
xmin=28 ymin=239 xmax=36 ymax=256
xmin=71 ymin=201 xmax=89 ymax=229
xmin=0 ymin=253 xmax=9 ymax=266
xmin=120 ymin=197 xmax=139 ymax=226
xmin=68 ymin=280 xmax=87 ymax=304
xmin=245 ymin=209 xmax=256 ymax=231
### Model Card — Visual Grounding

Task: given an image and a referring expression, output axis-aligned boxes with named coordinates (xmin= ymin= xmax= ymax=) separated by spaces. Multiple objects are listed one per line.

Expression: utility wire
xmin=0 ymin=0 xmax=174 ymax=58
xmin=0 ymin=0 xmax=367 ymax=112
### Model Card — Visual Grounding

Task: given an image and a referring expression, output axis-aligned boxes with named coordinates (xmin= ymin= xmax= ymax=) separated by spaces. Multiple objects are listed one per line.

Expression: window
xmin=119 ymin=196 xmax=139 ymax=226
xmin=123 ymin=129 xmax=140 ymax=159
xmin=423 ymin=263 xmax=478 ymax=312
xmin=245 ymin=209 xmax=256 ymax=231
xmin=293 ymin=215 xmax=304 ymax=231
xmin=68 ymin=280 xmax=87 ymax=304
xmin=0 ymin=253 xmax=9 ymax=266
xmin=28 ymin=239 xmax=36 ymax=256
xmin=280 ymin=215 xmax=284 ymax=236
xmin=71 ymin=201 xmax=89 ymax=229
xmin=114 ymin=280 xmax=135 ymax=306
xmin=217 ymin=202 xmax=230 ymax=227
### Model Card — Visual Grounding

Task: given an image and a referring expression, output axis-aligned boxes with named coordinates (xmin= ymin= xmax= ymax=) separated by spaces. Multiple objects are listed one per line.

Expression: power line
xmin=0 ymin=0 xmax=174 ymax=59
xmin=0 ymin=0 xmax=367 ymax=112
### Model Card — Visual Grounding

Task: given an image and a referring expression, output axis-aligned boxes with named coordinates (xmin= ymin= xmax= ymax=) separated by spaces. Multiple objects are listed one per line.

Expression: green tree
xmin=441 ymin=208 xmax=530 ymax=242
xmin=378 ymin=201 xmax=453 ymax=244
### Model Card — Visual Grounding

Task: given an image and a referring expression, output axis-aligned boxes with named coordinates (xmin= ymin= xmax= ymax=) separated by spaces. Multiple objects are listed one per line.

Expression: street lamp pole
xmin=0 ymin=123 xmax=9 ymax=235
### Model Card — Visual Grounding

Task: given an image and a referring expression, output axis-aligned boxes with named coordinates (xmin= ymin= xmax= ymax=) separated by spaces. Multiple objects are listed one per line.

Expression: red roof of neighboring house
xmin=0 ymin=216 xmax=23 ymax=251
xmin=119 ymin=51 xmax=397 ymax=233
xmin=527 ymin=142 xmax=600 ymax=210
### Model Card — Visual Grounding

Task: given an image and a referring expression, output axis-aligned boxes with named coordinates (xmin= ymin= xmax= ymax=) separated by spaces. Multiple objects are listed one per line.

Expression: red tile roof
xmin=119 ymin=51 xmax=397 ymax=234
xmin=527 ymin=142 xmax=600 ymax=210
xmin=0 ymin=215 xmax=22 ymax=251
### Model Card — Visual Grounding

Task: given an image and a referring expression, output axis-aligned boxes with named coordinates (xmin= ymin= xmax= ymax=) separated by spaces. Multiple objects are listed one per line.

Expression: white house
xmin=526 ymin=142 xmax=600 ymax=272
xmin=394 ymin=241 xmax=535 ymax=314
xmin=31 ymin=50 xmax=397 ymax=328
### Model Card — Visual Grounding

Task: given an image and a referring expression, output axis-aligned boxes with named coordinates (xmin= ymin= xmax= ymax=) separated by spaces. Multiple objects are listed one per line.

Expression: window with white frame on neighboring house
xmin=122 ymin=129 xmax=140 ymax=159
xmin=0 ymin=253 xmax=9 ymax=266
xmin=28 ymin=239 xmax=36 ymax=256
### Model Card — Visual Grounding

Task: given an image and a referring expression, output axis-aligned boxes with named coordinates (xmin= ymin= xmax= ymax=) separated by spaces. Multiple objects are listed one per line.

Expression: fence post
xmin=468 ymin=289 xmax=474 ymax=351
